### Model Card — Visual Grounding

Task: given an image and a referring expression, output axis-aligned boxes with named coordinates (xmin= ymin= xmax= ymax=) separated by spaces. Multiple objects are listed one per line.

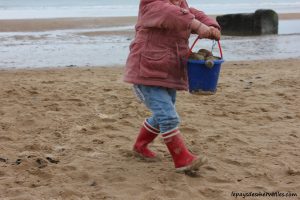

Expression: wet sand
xmin=1 ymin=13 xmax=300 ymax=32
xmin=0 ymin=16 xmax=137 ymax=32
xmin=0 ymin=59 xmax=299 ymax=199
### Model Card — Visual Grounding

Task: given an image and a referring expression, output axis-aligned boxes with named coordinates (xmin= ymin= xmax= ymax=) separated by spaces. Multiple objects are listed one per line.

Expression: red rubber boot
xmin=133 ymin=120 xmax=160 ymax=161
xmin=162 ymin=129 xmax=207 ymax=172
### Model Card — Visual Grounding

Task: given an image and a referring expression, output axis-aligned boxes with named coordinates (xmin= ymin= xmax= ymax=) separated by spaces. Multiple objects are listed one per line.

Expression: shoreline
xmin=0 ymin=13 xmax=300 ymax=32
xmin=1 ymin=58 xmax=300 ymax=71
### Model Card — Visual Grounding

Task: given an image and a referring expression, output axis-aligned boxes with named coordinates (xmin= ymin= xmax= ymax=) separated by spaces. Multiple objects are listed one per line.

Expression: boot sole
xmin=133 ymin=150 xmax=162 ymax=162
xmin=175 ymin=156 xmax=208 ymax=173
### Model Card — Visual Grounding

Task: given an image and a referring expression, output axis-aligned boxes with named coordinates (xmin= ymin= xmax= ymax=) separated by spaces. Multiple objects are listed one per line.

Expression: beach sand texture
xmin=0 ymin=59 xmax=299 ymax=200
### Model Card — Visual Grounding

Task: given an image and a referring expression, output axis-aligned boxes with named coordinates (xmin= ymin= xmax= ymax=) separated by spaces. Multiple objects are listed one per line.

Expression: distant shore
xmin=0 ymin=13 xmax=299 ymax=32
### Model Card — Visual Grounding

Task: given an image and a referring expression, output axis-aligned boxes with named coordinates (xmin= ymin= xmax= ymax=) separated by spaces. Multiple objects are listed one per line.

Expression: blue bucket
xmin=187 ymin=39 xmax=224 ymax=95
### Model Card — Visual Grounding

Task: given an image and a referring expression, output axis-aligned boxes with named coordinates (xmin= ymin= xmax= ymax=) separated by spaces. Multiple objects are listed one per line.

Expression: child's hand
xmin=191 ymin=19 xmax=221 ymax=40
xmin=207 ymin=27 xmax=221 ymax=40
xmin=199 ymin=26 xmax=221 ymax=40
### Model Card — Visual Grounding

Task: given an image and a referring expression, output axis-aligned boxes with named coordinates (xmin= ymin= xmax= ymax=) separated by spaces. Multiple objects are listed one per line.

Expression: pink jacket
xmin=124 ymin=0 xmax=220 ymax=90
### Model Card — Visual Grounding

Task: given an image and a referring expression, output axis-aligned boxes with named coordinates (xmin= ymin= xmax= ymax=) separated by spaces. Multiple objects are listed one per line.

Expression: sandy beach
xmin=0 ymin=59 xmax=299 ymax=200
xmin=1 ymin=8 xmax=300 ymax=199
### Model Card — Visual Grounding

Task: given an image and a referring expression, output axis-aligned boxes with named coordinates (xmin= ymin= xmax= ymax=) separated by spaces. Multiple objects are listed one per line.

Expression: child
xmin=124 ymin=0 xmax=221 ymax=173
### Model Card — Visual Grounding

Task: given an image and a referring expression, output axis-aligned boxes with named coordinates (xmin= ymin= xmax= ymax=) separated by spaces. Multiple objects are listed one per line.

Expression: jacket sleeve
xmin=140 ymin=0 xmax=195 ymax=30
xmin=189 ymin=7 xmax=220 ymax=30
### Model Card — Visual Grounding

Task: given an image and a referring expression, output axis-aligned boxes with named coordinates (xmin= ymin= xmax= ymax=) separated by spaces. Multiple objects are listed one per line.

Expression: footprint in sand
xmin=206 ymin=175 xmax=234 ymax=183
xmin=103 ymin=172 xmax=127 ymax=183
xmin=0 ymin=170 xmax=5 ymax=177
xmin=103 ymin=124 xmax=119 ymax=130
xmin=0 ymin=136 xmax=13 ymax=141
xmin=120 ymin=120 xmax=135 ymax=127
xmin=92 ymin=139 xmax=105 ymax=144
xmin=180 ymin=127 xmax=198 ymax=133
xmin=118 ymin=149 xmax=134 ymax=158
xmin=204 ymin=134 xmax=223 ymax=144
xmin=222 ymin=158 xmax=242 ymax=166
xmin=62 ymin=165 xmax=77 ymax=171
xmin=286 ymin=168 xmax=300 ymax=176
xmin=27 ymin=167 xmax=53 ymax=180
xmin=161 ymin=190 xmax=180 ymax=198
xmin=44 ymin=103 xmax=61 ymax=112
xmin=0 ymin=122 xmax=11 ymax=131
xmin=203 ymin=165 xmax=217 ymax=172
xmin=75 ymin=145 xmax=94 ymax=152
xmin=198 ymin=187 xmax=223 ymax=198
xmin=229 ymin=138 xmax=249 ymax=145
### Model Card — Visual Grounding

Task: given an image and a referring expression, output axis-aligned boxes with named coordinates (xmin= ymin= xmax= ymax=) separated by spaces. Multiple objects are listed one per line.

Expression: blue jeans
xmin=133 ymin=84 xmax=180 ymax=133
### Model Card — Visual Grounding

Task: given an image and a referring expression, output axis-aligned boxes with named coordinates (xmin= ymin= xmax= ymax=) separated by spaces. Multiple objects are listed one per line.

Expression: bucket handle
xmin=187 ymin=37 xmax=223 ymax=60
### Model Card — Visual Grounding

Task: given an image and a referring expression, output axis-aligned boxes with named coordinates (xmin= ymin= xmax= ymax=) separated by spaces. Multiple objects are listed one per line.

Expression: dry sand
xmin=0 ymin=59 xmax=299 ymax=200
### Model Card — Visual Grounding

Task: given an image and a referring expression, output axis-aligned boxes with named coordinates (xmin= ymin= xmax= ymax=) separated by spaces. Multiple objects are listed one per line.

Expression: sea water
xmin=1 ymin=29 xmax=299 ymax=69
xmin=0 ymin=0 xmax=300 ymax=19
